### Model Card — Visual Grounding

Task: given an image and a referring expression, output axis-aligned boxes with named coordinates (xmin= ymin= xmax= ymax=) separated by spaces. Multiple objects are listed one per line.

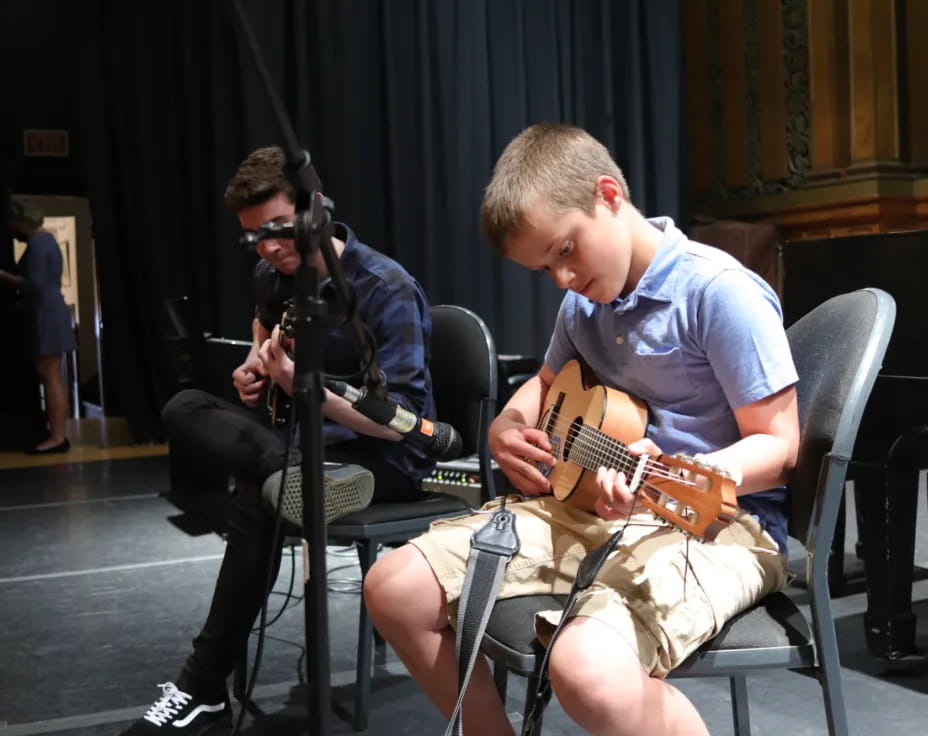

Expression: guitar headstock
xmin=638 ymin=453 xmax=738 ymax=541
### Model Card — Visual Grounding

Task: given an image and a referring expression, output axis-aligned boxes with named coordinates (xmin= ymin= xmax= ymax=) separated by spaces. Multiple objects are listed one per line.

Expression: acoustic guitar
xmin=537 ymin=360 xmax=738 ymax=541
xmin=266 ymin=301 xmax=296 ymax=427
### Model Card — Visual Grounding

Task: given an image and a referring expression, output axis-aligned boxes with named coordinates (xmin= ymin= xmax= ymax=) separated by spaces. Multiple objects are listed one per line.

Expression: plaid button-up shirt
xmin=254 ymin=223 xmax=436 ymax=484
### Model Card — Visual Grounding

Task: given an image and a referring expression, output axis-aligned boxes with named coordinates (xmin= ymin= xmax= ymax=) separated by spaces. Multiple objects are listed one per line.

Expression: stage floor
xmin=0 ymin=455 xmax=926 ymax=735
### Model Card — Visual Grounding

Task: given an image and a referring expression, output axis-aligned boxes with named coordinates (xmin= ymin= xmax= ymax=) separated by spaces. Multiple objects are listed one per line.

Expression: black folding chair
xmin=327 ymin=304 xmax=500 ymax=730
xmin=481 ymin=288 xmax=896 ymax=736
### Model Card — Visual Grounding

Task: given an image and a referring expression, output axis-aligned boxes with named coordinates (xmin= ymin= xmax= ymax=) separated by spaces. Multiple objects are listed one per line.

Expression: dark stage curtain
xmin=77 ymin=0 xmax=683 ymax=442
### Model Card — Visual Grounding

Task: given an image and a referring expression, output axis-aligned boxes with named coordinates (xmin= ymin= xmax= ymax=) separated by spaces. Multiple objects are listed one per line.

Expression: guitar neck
xmin=566 ymin=423 xmax=634 ymax=474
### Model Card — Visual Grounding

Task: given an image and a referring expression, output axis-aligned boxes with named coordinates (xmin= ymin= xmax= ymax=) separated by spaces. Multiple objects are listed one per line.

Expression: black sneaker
xmin=121 ymin=682 xmax=231 ymax=735
xmin=261 ymin=462 xmax=375 ymax=526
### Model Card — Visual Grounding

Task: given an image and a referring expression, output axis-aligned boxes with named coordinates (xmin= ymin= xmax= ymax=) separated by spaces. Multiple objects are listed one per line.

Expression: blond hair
xmin=481 ymin=124 xmax=630 ymax=252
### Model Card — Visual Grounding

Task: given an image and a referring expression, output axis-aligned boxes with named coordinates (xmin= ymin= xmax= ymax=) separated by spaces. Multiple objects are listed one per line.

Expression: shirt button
xmin=615 ymin=336 xmax=625 ymax=345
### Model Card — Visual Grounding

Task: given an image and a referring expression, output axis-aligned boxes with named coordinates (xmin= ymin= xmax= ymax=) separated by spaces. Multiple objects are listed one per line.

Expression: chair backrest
xmin=429 ymin=305 xmax=499 ymax=497
xmin=785 ymin=288 xmax=895 ymax=546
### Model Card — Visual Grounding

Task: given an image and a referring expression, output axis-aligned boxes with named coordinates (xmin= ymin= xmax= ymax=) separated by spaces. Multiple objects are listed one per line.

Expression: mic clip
xmin=364 ymin=369 xmax=390 ymax=401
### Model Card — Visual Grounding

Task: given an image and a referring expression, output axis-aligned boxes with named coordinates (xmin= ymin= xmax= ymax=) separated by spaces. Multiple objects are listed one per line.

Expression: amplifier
xmin=422 ymin=455 xmax=503 ymax=506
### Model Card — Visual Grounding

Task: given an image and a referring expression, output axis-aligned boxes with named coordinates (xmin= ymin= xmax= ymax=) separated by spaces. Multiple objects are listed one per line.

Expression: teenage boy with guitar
xmin=365 ymin=124 xmax=799 ymax=736
xmin=123 ymin=147 xmax=436 ymax=735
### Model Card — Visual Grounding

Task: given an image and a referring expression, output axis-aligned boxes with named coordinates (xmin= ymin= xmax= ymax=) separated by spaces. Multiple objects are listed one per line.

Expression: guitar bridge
xmin=627 ymin=453 xmax=649 ymax=492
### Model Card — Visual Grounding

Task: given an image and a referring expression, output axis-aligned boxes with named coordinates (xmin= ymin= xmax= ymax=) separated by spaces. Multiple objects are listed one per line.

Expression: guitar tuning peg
xmin=690 ymin=455 xmax=713 ymax=471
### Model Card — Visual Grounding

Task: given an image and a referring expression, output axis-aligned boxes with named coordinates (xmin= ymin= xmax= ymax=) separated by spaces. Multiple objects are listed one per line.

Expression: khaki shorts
xmin=410 ymin=494 xmax=787 ymax=677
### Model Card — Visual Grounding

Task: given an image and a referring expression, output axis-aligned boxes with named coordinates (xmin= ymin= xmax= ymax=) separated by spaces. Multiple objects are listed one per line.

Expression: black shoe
xmin=25 ymin=438 xmax=70 ymax=455
xmin=261 ymin=462 xmax=375 ymax=526
xmin=121 ymin=682 xmax=231 ymax=735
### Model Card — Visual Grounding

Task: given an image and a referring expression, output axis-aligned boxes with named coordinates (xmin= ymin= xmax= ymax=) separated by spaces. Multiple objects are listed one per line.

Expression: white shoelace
xmin=143 ymin=682 xmax=193 ymax=726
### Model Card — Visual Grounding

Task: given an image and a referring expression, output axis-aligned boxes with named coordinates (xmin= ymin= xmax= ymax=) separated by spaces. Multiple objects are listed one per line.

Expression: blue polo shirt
xmin=545 ymin=217 xmax=797 ymax=552
xmin=253 ymin=223 xmax=436 ymax=485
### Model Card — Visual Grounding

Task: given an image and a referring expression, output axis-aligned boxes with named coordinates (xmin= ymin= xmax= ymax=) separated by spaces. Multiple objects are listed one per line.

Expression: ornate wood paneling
xmin=684 ymin=0 xmax=713 ymax=193
xmin=756 ymin=0 xmax=788 ymax=180
xmin=685 ymin=0 xmax=928 ymax=240
xmin=903 ymin=0 xmax=928 ymax=167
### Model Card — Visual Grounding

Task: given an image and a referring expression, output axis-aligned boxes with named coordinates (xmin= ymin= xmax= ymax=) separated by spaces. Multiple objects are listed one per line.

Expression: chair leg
xmin=521 ymin=675 xmax=544 ymax=736
xmin=828 ymin=496 xmax=848 ymax=596
xmin=371 ymin=544 xmax=387 ymax=660
xmin=374 ymin=624 xmax=386 ymax=664
xmin=353 ymin=539 xmax=379 ymax=732
xmin=815 ymin=620 xmax=851 ymax=735
xmin=373 ymin=627 xmax=387 ymax=667
xmin=493 ymin=661 xmax=508 ymax=702
xmin=811 ymin=560 xmax=851 ymax=735
xmin=729 ymin=675 xmax=750 ymax=736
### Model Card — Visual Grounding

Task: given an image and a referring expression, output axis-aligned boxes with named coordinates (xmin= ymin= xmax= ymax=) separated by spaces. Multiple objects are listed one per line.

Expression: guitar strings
xmin=573 ymin=424 xmax=687 ymax=483
xmin=541 ymin=442 xmax=701 ymax=515
xmin=542 ymin=403 xmax=706 ymax=598
xmin=542 ymin=408 xmax=665 ymax=472
xmin=541 ymin=411 xmax=694 ymax=485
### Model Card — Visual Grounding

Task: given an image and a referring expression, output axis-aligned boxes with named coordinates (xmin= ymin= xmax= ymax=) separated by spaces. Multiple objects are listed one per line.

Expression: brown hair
xmin=481 ymin=124 xmax=630 ymax=252
xmin=223 ymin=146 xmax=294 ymax=213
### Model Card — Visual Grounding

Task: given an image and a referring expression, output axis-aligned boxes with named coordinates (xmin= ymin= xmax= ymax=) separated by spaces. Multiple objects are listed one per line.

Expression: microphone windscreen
xmin=433 ymin=422 xmax=464 ymax=461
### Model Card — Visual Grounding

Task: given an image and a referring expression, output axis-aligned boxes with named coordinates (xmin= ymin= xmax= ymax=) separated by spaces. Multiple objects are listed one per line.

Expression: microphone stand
xmin=228 ymin=1 xmax=388 ymax=731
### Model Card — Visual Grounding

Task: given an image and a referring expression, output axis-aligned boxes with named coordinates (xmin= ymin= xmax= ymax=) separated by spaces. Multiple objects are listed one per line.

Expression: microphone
xmin=325 ymin=378 xmax=464 ymax=461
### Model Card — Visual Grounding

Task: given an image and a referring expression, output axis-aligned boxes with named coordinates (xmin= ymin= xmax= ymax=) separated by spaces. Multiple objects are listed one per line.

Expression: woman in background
xmin=1 ymin=199 xmax=75 ymax=453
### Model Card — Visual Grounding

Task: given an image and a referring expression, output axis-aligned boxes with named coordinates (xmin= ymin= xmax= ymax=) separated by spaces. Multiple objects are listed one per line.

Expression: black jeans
xmin=161 ymin=388 xmax=419 ymax=692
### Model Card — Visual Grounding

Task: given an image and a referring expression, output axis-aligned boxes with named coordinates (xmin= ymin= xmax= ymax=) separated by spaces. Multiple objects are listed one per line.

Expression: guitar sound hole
xmin=561 ymin=417 xmax=583 ymax=461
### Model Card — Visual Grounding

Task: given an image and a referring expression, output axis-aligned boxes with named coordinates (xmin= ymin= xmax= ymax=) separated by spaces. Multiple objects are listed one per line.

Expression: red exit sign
xmin=23 ymin=129 xmax=69 ymax=157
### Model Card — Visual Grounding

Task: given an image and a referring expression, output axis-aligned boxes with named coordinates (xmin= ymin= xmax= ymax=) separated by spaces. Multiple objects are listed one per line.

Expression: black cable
xmin=254 ymin=546 xmax=298 ymax=630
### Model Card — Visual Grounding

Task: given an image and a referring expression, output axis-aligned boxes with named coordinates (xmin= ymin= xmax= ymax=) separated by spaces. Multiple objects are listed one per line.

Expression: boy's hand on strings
xmin=594 ymin=437 xmax=662 ymax=520
xmin=490 ymin=422 xmax=555 ymax=496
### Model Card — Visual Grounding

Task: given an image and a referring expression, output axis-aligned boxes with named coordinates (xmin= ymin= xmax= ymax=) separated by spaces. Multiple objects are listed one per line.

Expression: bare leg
xmin=548 ymin=617 xmax=709 ymax=736
xmin=364 ymin=544 xmax=514 ymax=736
xmin=34 ymin=353 xmax=69 ymax=449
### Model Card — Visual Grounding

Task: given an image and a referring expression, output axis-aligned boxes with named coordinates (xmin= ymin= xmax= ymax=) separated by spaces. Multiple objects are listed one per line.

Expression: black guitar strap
xmin=443 ymin=502 xmax=520 ymax=736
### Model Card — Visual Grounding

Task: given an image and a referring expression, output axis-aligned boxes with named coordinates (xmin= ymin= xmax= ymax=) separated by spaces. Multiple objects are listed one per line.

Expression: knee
xmin=548 ymin=641 xmax=612 ymax=711
xmin=548 ymin=623 xmax=645 ymax=728
xmin=162 ymin=388 xmax=208 ymax=427
xmin=364 ymin=544 xmax=445 ymax=630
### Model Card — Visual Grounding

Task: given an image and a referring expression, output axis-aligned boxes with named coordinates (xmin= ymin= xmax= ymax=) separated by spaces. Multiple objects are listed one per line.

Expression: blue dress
xmin=17 ymin=231 xmax=77 ymax=358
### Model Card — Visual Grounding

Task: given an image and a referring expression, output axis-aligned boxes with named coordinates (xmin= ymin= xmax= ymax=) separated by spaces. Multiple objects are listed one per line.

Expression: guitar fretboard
xmin=566 ymin=423 xmax=652 ymax=492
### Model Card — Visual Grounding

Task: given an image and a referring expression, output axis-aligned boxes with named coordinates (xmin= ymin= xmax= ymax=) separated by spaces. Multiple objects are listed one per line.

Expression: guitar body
xmin=266 ymin=301 xmax=296 ymax=428
xmin=267 ymin=385 xmax=292 ymax=428
xmin=539 ymin=360 xmax=738 ymax=540
xmin=539 ymin=360 xmax=648 ymax=512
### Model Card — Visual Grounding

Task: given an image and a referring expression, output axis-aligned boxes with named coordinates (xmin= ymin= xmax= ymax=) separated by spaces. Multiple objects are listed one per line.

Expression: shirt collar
xmin=609 ymin=216 xmax=684 ymax=311
xmin=333 ymin=221 xmax=357 ymax=253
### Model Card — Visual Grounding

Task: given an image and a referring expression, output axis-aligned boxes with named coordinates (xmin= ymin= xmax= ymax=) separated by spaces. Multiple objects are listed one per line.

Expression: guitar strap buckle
xmin=471 ymin=507 xmax=520 ymax=557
